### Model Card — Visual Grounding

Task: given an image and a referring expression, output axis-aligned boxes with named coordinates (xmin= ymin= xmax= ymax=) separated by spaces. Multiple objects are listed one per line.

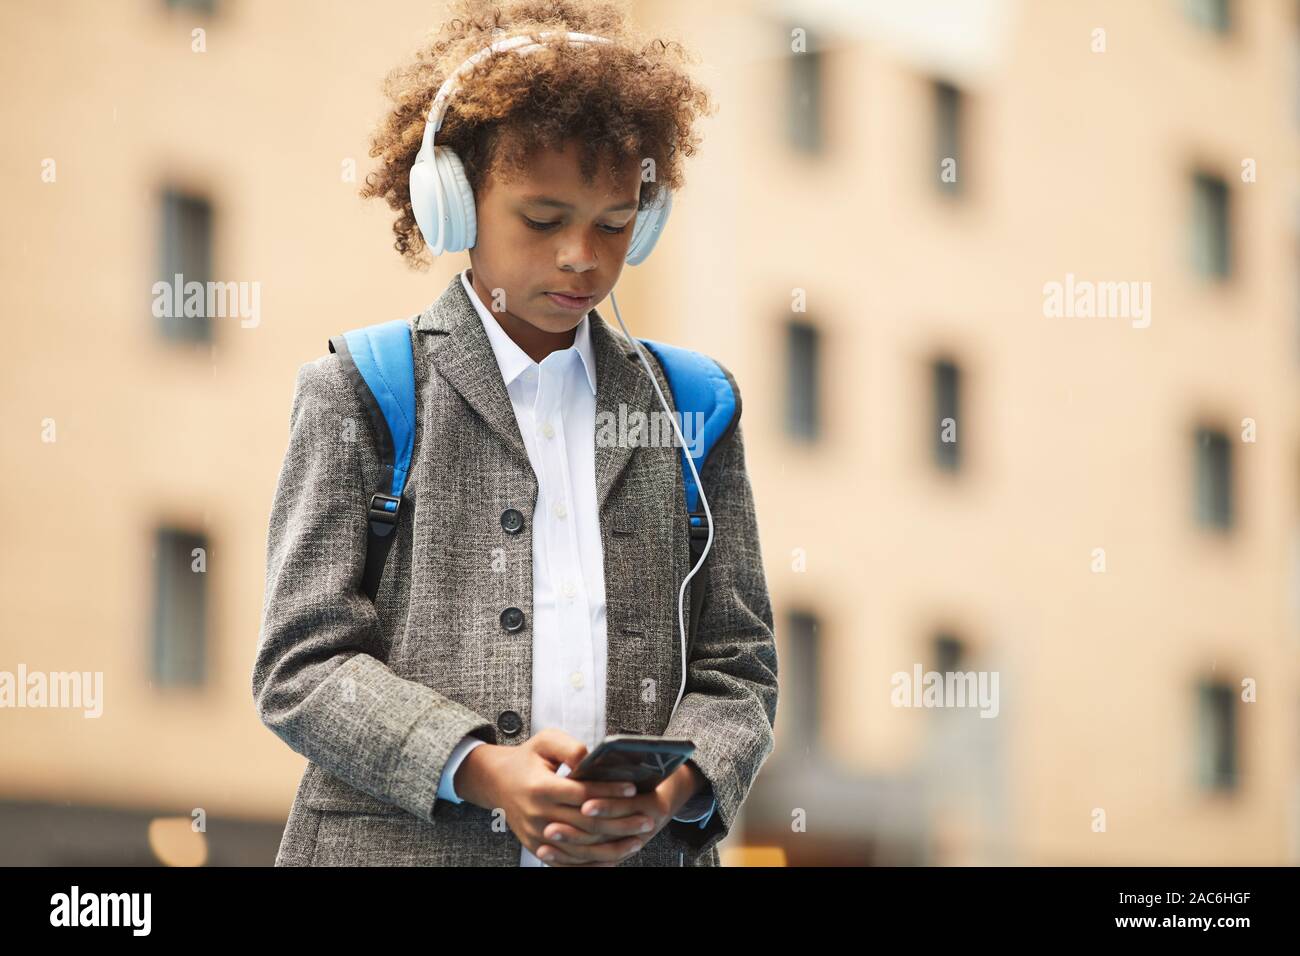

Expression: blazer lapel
xmin=414 ymin=274 xmax=656 ymax=514
xmin=588 ymin=305 xmax=655 ymax=515
xmin=415 ymin=275 xmax=530 ymax=473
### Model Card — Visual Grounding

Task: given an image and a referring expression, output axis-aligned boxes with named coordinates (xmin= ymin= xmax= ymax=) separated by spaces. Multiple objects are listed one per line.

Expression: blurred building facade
xmin=1 ymin=0 xmax=1297 ymax=865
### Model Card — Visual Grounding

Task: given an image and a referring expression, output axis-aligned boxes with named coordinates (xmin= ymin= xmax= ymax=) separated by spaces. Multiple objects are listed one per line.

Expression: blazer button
xmin=497 ymin=710 xmax=522 ymax=736
xmin=500 ymin=607 xmax=525 ymax=632
xmin=500 ymin=508 xmax=524 ymax=534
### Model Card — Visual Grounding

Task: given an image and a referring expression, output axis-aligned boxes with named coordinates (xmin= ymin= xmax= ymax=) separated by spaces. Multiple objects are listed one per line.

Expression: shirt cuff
xmin=436 ymin=735 xmax=488 ymax=805
xmin=672 ymin=794 xmax=717 ymax=828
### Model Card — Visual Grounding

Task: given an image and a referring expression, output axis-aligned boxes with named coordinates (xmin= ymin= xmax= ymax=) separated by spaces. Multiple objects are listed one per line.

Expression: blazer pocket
xmin=299 ymin=776 xmax=408 ymax=816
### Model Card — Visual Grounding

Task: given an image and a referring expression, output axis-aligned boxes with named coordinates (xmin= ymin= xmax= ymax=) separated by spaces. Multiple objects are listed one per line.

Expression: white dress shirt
xmin=433 ymin=269 xmax=714 ymax=867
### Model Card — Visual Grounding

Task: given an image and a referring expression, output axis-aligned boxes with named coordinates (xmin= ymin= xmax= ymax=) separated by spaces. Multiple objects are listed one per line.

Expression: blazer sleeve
xmin=662 ymin=388 xmax=779 ymax=856
xmin=251 ymin=356 xmax=498 ymax=824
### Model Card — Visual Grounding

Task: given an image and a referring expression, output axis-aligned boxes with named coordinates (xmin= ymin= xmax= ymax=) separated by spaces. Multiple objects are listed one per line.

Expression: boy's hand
xmin=455 ymin=728 xmax=652 ymax=866
xmin=533 ymin=761 xmax=705 ymax=866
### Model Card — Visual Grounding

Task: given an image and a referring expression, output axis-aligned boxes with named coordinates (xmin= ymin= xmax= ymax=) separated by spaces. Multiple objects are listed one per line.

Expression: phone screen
xmin=567 ymin=735 xmax=695 ymax=792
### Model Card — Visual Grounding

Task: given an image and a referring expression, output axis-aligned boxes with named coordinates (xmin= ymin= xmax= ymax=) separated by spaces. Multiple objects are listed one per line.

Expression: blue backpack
xmin=327 ymin=317 xmax=741 ymax=654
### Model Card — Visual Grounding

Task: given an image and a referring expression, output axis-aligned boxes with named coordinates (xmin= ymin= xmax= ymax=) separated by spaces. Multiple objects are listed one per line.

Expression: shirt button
xmin=541 ymin=422 xmax=555 ymax=439
xmin=553 ymin=502 xmax=567 ymax=519
xmin=570 ymin=671 xmax=584 ymax=689
xmin=562 ymin=581 xmax=575 ymax=599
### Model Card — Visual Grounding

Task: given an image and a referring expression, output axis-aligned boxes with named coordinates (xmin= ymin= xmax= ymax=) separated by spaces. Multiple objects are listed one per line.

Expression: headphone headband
xmin=418 ymin=31 xmax=612 ymax=162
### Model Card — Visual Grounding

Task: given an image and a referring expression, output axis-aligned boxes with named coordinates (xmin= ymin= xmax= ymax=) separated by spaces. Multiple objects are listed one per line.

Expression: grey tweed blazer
xmin=251 ymin=273 xmax=778 ymax=866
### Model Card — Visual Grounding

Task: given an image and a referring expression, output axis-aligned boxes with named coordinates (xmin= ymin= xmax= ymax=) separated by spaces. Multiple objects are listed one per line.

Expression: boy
xmin=252 ymin=0 xmax=778 ymax=867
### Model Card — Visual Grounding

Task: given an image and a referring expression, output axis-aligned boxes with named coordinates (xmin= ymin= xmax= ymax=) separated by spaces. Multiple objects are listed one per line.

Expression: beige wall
xmin=1 ymin=0 xmax=1296 ymax=864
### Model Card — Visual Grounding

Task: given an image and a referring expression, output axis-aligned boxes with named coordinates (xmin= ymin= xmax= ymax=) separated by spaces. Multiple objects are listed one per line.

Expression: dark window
xmin=1195 ymin=426 xmax=1233 ymax=530
xmin=785 ymin=320 xmax=820 ymax=440
xmin=151 ymin=527 xmax=208 ymax=686
xmin=932 ymin=359 xmax=961 ymax=471
xmin=933 ymin=632 xmax=966 ymax=674
xmin=165 ymin=0 xmax=216 ymax=12
xmin=933 ymin=80 xmax=964 ymax=195
xmin=1196 ymin=681 xmax=1237 ymax=790
xmin=1191 ymin=173 xmax=1231 ymax=279
xmin=785 ymin=610 xmax=821 ymax=756
xmin=158 ymin=189 xmax=213 ymax=342
xmin=1185 ymin=0 xmax=1231 ymax=33
xmin=786 ymin=34 xmax=822 ymax=153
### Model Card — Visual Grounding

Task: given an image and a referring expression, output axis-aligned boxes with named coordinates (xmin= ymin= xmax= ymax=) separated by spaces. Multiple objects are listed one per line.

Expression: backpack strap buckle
xmin=369 ymin=493 xmax=402 ymax=528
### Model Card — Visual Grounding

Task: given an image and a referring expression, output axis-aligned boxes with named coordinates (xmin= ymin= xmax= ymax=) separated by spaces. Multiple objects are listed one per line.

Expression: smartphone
xmin=564 ymin=734 xmax=696 ymax=793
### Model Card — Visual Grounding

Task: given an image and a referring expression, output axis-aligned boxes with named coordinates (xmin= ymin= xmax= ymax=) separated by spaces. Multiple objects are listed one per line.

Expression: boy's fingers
xmin=543 ymin=814 xmax=655 ymax=845
xmin=531 ymin=730 xmax=587 ymax=772
xmin=551 ymin=777 xmax=637 ymax=806
xmin=535 ymin=843 xmax=598 ymax=866
xmin=578 ymin=795 xmax=647 ymax=819
xmin=535 ymin=743 xmax=587 ymax=775
xmin=536 ymin=845 xmax=616 ymax=867
xmin=539 ymin=804 xmax=643 ymax=839
xmin=538 ymin=835 xmax=642 ymax=865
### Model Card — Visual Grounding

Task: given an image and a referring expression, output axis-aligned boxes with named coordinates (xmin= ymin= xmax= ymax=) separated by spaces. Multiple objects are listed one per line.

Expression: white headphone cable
xmin=605 ymin=288 xmax=715 ymax=726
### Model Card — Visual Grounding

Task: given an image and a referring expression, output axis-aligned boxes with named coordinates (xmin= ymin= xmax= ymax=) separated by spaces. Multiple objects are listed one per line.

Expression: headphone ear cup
xmin=625 ymin=188 xmax=672 ymax=265
xmin=408 ymin=149 xmax=441 ymax=252
xmin=435 ymin=147 xmax=477 ymax=252
xmin=412 ymin=146 xmax=477 ymax=256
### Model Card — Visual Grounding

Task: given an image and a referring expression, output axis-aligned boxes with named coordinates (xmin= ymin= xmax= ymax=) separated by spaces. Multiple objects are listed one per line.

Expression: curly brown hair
xmin=358 ymin=0 xmax=715 ymax=268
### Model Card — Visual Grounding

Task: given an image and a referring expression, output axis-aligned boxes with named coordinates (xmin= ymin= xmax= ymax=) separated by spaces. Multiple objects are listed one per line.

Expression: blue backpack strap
xmin=327 ymin=318 xmax=416 ymax=602
xmin=635 ymin=338 xmax=742 ymax=654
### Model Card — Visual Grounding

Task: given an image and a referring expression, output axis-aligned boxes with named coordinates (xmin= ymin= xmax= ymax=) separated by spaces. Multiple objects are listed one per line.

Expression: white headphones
xmin=408 ymin=30 xmax=673 ymax=264
xmin=409 ymin=30 xmax=712 ymax=749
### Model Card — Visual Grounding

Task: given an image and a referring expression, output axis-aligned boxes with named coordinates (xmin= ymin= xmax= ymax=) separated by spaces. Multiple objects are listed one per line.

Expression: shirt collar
xmin=461 ymin=269 xmax=597 ymax=395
